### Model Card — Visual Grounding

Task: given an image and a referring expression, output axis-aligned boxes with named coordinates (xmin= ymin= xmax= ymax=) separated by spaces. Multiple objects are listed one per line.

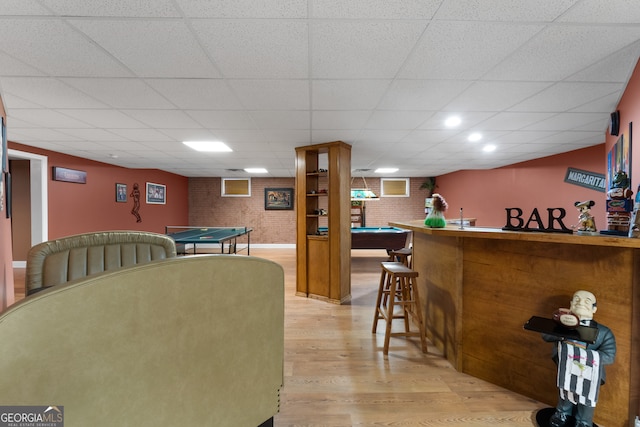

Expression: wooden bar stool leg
xmin=400 ymin=276 xmax=411 ymax=333
xmin=372 ymin=268 xmax=387 ymax=333
xmin=408 ymin=276 xmax=427 ymax=353
xmin=383 ymin=276 xmax=398 ymax=355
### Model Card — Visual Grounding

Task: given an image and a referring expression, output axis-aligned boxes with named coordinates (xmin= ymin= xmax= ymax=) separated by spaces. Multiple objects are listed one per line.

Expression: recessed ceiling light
xmin=182 ymin=141 xmax=232 ymax=152
xmin=483 ymin=144 xmax=497 ymax=152
xmin=375 ymin=168 xmax=398 ymax=173
xmin=445 ymin=116 xmax=462 ymax=127
xmin=244 ymin=168 xmax=268 ymax=173
xmin=468 ymin=133 xmax=482 ymax=142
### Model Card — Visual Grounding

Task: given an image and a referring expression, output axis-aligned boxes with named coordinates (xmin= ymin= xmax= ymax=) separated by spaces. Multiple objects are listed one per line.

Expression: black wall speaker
xmin=610 ymin=110 xmax=620 ymax=136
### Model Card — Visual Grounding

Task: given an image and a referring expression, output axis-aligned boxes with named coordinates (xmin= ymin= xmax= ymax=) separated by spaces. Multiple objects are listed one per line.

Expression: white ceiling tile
xmin=192 ymin=20 xmax=308 ymax=78
xmin=229 ymin=80 xmax=309 ymax=110
xmin=70 ymin=20 xmax=220 ymax=78
xmin=312 ymin=111 xmax=371 ymax=129
xmin=0 ymin=52 xmax=44 ymax=77
xmin=6 ymin=127 xmax=82 ymax=141
xmin=0 ymin=0 xmax=53 ymax=15
xmin=208 ymin=130 xmax=268 ymax=143
xmin=401 ymin=130 xmax=457 ymax=145
xmin=58 ymin=109 xmax=148 ymax=128
xmin=486 ymin=25 xmax=640 ymax=81
xmin=445 ymin=81 xmax=552 ymax=112
xmin=186 ymin=110 xmax=256 ymax=129
xmin=312 ymin=0 xmax=440 ymax=19
xmin=474 ymin=112 xmax=555 ymax=131
xmin=0 ymin=18 xmax=132 ymax=77
xmin=364 ymin=111 xmax=429 ymax=130
xmin=557 ymin=0 xmax=640 ymax=24
xmin=311 ymin=130 xmax=360 ymax=143
xmin=8 ymin=109 xmax=93 ymax=128
xmin=354 ymin=130 xmax=410 ymax=143
xmin=434 ymin=0 xmax=577 ymax=21
xmin=176 ymin=0 xmax=307 ymax=18
xmin=54 ymin=128 xmax=128 ymax=141
xmin=312 ymin=80 xmax=391 ymax=110
xmin=523 ymin=113 xmax=607 ymax=132
xmin=509 ymin=82 xmax=624 ymax=112
xmin=311 ymin=21 xmax=427 ymax=79
xmin=263 ymin=130 xmax=311 ymax=144
xmin=379 ymin=80 xmax=472 ymax=110
xmin=0 ymin=93 xmax=47 ymax=109
xmin=399 ymin=21 xmax=544 ymax=80
xmin=570 ymin=92 xmax=623 ymax=114
xmin=248 ymin=111 xmax=310 ymax=130
xmin=106 ymin=129 xmax=172 ymax=142
xmin=62 ymin=78 xmax=175 ymax=109
xmin=566 ymin=42 xmax=640 ymax=83
xmin=1 ymin=77 xmax=108 ymax=109
xmin=145 ymin=78 xmax=242 ymax=110
xmin=491 ymin=131 xmax=558 ymax=145
xmin=41 ymin=0 xmax=180 ymax=17
xmin=122 ymin=110 xmax=203 ymax=129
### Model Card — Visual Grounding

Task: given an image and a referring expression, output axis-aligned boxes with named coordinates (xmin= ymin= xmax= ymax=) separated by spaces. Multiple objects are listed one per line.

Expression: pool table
xmin=318 ymin=226 xmax=411 ymax=250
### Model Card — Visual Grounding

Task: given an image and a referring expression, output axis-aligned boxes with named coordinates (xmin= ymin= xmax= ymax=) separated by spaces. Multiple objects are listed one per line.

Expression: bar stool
xmin=388 ymin=247 xmax=412 ymax=267
xmin=372 ymin=261 xmax=427 ymax=355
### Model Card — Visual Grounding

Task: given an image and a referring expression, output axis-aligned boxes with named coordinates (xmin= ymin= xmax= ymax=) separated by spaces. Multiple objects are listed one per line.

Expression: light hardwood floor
xmin=13 ymin=248 xmax=547 ymax=426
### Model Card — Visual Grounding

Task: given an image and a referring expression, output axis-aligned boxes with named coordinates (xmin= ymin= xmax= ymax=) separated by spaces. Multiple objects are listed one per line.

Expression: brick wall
xmin=189 ymin=177 xmax=429 ymax=244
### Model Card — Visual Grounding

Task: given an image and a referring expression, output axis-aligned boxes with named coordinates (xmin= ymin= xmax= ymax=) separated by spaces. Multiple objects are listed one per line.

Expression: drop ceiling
xmin=1 ymin=0 xmax=640 ymax=178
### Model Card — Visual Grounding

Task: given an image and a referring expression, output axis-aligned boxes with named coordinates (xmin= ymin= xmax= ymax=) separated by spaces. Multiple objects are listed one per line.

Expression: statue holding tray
xmin=524 ymin=290 xmax=616 ymax=427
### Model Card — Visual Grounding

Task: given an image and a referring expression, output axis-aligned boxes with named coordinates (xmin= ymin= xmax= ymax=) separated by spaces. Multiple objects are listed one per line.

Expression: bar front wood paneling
xmin=390 ymin=220 xmax=640 ymax=427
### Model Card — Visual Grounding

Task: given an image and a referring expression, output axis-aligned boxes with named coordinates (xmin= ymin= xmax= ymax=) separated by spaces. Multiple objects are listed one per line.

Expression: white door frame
xmin=8 ymin=149 xmax=48 ymax=267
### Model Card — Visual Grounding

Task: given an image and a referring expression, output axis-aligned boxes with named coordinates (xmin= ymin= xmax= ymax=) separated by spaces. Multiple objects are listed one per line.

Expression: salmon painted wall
xmin=0 ymin=97 xmax=15 ymax=310
xmin=435 ymin=144 xmax=607 ymax=229
xmin=607 ymin=59 xmax=640 ymax=194
xmin=8 ymin=142 xmax=189 ymax=239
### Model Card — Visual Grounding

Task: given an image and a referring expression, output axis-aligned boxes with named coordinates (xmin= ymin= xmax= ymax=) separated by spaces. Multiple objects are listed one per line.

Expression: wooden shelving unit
xmin=295 ymin=141 xmax=352 ymax=304
xmin=350 ymin=201 xmax=363 ymax=227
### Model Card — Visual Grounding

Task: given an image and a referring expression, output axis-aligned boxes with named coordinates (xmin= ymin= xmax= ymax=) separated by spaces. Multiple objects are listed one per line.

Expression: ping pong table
xmin=165 ymin=226 xmax=253 ymax=255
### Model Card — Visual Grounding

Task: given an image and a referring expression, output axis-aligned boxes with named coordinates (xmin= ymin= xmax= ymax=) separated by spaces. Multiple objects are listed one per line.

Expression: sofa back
xmin=1 ymin=255 xmax=284 ymax=427
xmin=26 ymin=231 xmax=177 ymax=295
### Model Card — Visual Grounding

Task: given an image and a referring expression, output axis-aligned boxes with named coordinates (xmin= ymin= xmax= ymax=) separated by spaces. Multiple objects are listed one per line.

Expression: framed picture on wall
xmin=4 ymin=172 xmax=10 ymax=219
xmin=1 ymin=117 xmax=7 ymax=173
xmin=116 ymin=183 xmax=127 ymax=202
xmin=265 ymin=188 xmax=294 ymax=210
xmin=146 ymin=182 xmax=166 ymax=204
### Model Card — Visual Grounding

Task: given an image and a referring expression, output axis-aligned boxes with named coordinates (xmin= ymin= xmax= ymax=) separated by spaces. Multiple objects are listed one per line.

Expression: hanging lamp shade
xmin=350 ymin=189 xmax=379 ymax=200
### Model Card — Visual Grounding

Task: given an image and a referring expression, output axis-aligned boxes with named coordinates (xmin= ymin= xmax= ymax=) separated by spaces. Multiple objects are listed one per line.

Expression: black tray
xmin=523 ymin=316 xmax=598 ymax=344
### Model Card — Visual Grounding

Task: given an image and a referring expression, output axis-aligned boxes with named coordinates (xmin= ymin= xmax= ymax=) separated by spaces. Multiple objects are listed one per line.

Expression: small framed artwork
xmin=1 ymin=117 xmax=7 ymax=173
xmin=265 ymin=188 xmax=294 ymax=210
xmin=4 ymin=172 xmax=10 ymax=219
xmin=116 ymin=183 xmax=127 ymax=202
xmin=52 ymin=166 xmax=87 ymax=184
xmin=146 ymin=182 xmax=166 ymax=204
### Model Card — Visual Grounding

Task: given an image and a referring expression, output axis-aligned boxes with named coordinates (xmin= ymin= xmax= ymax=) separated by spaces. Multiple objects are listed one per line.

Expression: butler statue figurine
xmin=542 ymin=290 xmax=616 ymax=427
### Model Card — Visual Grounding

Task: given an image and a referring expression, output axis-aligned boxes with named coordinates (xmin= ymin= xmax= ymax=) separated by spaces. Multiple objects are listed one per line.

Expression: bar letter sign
xmin=564 ymin=167 xmax=606 ymax=192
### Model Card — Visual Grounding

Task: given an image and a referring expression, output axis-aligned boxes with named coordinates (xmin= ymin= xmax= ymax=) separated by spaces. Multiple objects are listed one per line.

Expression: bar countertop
xmin=389 ymin=219 xmax=640 ymax=249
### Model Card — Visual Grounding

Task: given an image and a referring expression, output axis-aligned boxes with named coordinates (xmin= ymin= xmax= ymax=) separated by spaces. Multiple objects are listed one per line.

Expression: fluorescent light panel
xmin=375 ymin=168 xmax=398 ymax=173
xmin=183 ymin=141 xmax=232 ymax=152
xmin=244 ymin=168 xmax=268 ymax=173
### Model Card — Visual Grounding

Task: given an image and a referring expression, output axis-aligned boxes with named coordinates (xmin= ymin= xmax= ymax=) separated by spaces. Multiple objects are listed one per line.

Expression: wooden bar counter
xmin=390 ymin=220 xmax=640 ymax=427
